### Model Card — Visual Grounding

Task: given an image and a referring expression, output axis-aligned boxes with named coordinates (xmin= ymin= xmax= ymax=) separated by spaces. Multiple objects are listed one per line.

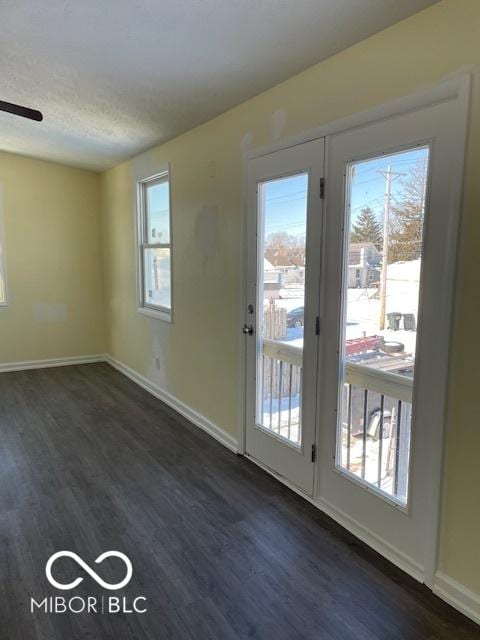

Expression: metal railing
xmin=259 ymin=339 xmax=413 ymax=502
xmin=259 ymin=339 xmax=302 ymax=446
xmin=342 ymin=362 xmax=412 ymax=502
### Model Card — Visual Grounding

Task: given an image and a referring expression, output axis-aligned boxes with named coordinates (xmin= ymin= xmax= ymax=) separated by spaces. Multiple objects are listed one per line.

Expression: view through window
xmin=0 ymin=260 xmax=5 ymax=303
xmin=256 ymin=173 xmax=308 ymax=447
xmin=0 ymin=215 xmax=6 ymax=305
xmin=138 ymin=174 xmax=172 ymax=315
xmin=337 ymin=146 xmax=429 ymax=504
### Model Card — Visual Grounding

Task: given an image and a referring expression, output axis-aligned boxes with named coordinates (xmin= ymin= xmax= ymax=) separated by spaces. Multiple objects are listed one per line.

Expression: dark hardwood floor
xmin=0 ymin=363 xmax=478 ymax=639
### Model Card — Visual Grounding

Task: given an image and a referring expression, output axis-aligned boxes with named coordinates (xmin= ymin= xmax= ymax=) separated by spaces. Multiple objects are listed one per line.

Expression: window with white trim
xmin=0 ymin=202 xmax=7 ymax=306
xmin=136 ymin=171 xmax=172 ymax=321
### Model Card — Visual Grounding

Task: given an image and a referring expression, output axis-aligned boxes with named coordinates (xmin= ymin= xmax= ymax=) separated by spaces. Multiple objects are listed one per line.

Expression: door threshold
xmin=244 ymin=451 xmax=313 ymax=498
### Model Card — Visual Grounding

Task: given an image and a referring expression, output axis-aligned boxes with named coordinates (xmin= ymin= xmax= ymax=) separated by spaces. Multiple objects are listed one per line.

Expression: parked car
xmin=287 ymin=306 xmax=304 ymax=327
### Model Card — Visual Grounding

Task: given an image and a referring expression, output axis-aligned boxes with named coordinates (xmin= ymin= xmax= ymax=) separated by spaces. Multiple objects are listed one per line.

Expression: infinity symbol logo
xmin=46 ymin=551 xmax=133 ymax=591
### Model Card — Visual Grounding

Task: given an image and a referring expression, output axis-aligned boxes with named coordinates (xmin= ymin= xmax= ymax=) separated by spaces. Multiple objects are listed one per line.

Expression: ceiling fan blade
xmin=0 ymin=100 xmax=43 ymax=122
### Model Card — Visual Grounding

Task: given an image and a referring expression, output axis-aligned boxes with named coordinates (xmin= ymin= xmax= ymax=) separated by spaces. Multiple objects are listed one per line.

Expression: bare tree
xmin=264 ymin=231 xmax=305 ymax=267
xmin=388 ymin=158 xmax=427 ymax=263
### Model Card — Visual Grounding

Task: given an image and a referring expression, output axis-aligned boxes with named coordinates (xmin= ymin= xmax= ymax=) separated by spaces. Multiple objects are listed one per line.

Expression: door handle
xmin=242 ymin=324 xmax=254 ymax=336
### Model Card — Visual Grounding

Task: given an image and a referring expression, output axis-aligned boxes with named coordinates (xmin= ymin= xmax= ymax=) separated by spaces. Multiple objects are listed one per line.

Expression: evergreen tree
xmin=350 ymin=207 xmax=383 ymax=249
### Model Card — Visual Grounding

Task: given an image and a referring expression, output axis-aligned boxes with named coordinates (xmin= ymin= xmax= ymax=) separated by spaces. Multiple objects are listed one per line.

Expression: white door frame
xmin=238 ymin=73 xmax=470 ymax=586
xmin=243 ymin=139 xmax=324 ymax=495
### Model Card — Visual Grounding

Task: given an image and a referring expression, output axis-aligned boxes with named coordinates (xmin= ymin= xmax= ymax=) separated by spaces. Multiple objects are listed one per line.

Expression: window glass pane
xmin=337 ymin=146 xmax=430 ymax=505
xmin=143 ymin=247 xmax=171 ymax=310
xmin=145 ymin=179 xmax=170 ymax=244
xmin=256 ymin=173 xmax=308 ymax=447
xmin=0 ymin=243 xmax=5 ymax=303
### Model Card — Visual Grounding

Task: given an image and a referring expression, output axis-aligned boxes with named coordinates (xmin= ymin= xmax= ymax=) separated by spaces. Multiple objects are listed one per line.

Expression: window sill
xmin=137 ymin=306 xmax=172 ymax=323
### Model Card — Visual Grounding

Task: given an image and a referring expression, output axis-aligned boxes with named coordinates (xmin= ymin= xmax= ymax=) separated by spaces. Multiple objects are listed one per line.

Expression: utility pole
xmin=377 ymin=165 xmax=404 ymax=330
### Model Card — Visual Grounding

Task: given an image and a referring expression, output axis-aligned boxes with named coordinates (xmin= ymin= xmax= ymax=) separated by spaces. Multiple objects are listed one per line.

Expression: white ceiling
xmin=0 ymin=0 xmax=437 ymax=171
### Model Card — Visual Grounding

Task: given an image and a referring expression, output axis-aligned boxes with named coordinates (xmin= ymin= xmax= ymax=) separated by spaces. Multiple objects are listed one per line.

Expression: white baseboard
xmin=244 ymin=452 xmax=424 ymax=583
xmin=433 ymin=572 xmax=480 ymax=625
xmin=0 ymin=354 xmax=106 ymax=373
xmin=105 ymin=354 xmax=238 ymax=453
xmin=0 ymin=351 xmax=239 ymax=453
xmin=314 ymin=495 xmax=424 ymax=583
xmin=106 ymin=356 xmax=480 ymax=626
xmin=2 ymin=352 xmax=478 ymax=626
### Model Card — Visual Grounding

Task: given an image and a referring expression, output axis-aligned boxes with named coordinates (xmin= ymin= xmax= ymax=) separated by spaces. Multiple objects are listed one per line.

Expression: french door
xmin=244 ymin=80 xmax=467 ymax=578
xmin=244 ymin=138 xmax=324 ymax=495
xmin=318 ymin=95 xmax=465 ymax=576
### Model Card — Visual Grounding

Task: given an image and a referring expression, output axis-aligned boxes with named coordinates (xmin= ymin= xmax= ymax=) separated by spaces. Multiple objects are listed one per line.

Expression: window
xmin=336 ymin=146 xmax=430 ymax=506
xmin=256 ymin=173 xmax=309 ymax=447
xmin=136 ymin=170 xmax=172 ymax=321
xmin=0 ymin=201 xmax=7 ymax=306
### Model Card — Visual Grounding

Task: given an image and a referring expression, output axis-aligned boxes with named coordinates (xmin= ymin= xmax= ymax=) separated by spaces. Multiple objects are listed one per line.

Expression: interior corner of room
xmin=1 ymin=0 xmax=480 ymax=638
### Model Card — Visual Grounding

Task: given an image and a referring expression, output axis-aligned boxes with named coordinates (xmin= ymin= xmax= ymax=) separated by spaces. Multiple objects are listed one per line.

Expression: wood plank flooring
xmin=0 ymin=362 xmax=478 ymax=639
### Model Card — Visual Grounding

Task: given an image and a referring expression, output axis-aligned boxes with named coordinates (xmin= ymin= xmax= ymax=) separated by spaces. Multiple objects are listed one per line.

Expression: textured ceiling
xmin=0 ymin=0 xmax=437 ymax=171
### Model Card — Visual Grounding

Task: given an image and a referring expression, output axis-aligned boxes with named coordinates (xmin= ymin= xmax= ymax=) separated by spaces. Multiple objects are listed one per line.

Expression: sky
xmin=147 ymin=179 xmax=170 ymax=243
xmin=349 ymin=147 xmax=428 ymax=224
xmin=262 ymin=147 xmax=429 ymax=240
xmin=263 ymin=173 xmax=308 ymax=238
xmin=147 ymin=146 xmax=429 ymax=247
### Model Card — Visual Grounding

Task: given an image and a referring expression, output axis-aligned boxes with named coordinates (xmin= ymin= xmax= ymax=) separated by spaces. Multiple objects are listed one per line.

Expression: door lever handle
xmin=242 ymin=324 xmax=254 ymax=336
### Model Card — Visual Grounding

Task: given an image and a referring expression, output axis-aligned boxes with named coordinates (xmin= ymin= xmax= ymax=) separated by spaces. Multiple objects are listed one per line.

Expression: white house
xmin=348 ymin=242 xmax=381 ymax=288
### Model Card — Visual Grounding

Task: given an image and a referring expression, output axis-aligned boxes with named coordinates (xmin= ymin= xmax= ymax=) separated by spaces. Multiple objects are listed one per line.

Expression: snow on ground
xmin=260 ymin=260 xmax=420 ymax=496
xmin=272 ymin=259 xmax=421 ymax=356
xmin=346 ymin=259 xmax=420 ymax=355
xmin=262 ymin=403 xmax=301 ymax=446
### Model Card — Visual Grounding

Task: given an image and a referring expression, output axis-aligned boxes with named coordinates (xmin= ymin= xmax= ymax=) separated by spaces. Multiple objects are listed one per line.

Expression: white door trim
xmin=319 ymin=93 xmax=470 ymax=586
xmin=244 ymin=72 xmax=471 ymax=162
xmin=244 ymin=139 xmax=325 ymax=495
xmin=414 ymin=80 xmax=470 ymax=586
xmin=239 ymin=72 xmax=471 ymax=585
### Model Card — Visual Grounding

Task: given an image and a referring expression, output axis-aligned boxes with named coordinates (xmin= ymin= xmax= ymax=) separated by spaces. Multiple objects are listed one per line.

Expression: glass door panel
xmin=256 ymin=174 xmax=308 ymax=447
xmin=337 ymin=146 xmax=430 ymax=505
xmin=245 ymin=136 xmax=324 ymax=495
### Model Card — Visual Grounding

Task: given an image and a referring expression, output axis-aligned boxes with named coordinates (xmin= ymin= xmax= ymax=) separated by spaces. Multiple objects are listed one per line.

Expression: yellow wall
xmin=0 ymin=151 xmax=105 ymax=362
xmin=100 ymin=0 xmax=480 ymax=595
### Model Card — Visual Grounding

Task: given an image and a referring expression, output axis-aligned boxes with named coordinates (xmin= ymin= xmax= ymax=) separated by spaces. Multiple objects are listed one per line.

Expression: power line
xmin=377 ymin=165 xmax=405 ymax=330
xmin=352 ymin=153 xmax=427 ymax=177
xmin=350 ymin=197 xmax=384 ymax=212
xmin=265 ymin=189 xmax=306 ymax=203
